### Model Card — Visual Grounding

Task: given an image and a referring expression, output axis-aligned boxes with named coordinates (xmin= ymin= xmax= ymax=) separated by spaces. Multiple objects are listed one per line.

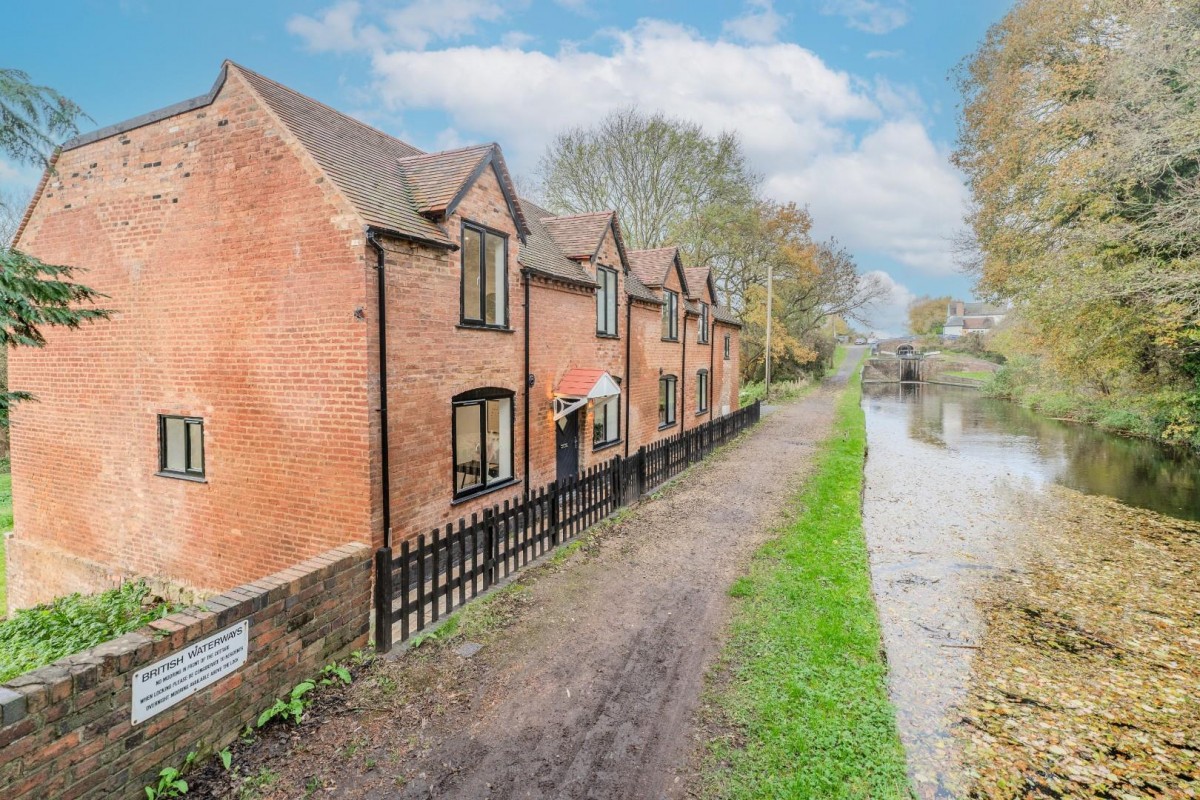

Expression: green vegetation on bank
xmin=832 ymin=343 xmax=848 ymax=373
xmin=945 ymin=370 xmax=992 ymax=382
xmin=0 ymin=457 xmax=10 ymax=615
xmin=701 ymin=371 xmax=910 ymax=798
xmin=984 ymin=355 xmax=1198 ymax=447
xmin=0 ymin=580 xmax=175 ymax=682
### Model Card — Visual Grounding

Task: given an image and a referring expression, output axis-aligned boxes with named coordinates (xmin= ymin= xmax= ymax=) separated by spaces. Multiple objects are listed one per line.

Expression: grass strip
xmin=702 ymin=369 xmax=911 ymax=799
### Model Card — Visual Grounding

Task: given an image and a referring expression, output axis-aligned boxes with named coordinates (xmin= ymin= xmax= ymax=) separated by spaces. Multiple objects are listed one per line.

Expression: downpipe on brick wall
xmin=366 ymin=229 xmax=392 ymax=551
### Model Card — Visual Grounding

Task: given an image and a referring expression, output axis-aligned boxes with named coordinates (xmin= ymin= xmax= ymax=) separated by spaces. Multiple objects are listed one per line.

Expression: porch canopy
xmin=553 ymin=368 xmax=621 ymax=420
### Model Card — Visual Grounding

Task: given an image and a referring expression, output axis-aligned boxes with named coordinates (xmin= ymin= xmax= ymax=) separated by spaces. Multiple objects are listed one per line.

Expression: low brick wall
xmin=0 ymin=543 xmax=371 ymax=799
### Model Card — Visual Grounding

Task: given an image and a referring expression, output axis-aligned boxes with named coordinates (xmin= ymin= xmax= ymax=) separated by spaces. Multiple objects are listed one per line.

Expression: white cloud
xmin=821 ymin=0 xmax=909 ymax=34
xmin=860 ymin=269 xmax=916 ymax=337
xmin=722 ymin=0 xmax=787 ymax=44
xmin=287 ymin=1 xmax=366 ymax=52
xmin=774 ymin=120 xmax=967 ymax=276
xmin=288 ymin=0 xmax=514 ymax=52
xmin=866 ymin=48 xmax=904 ymax=59
xmin=500 ymin=30 xmax=536 ymax=48
xmin=287 ymin=8 xmax=966 ymax=277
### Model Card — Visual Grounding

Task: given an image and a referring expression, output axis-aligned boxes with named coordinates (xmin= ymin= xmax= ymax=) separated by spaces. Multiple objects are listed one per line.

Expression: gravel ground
xmin=196 ymin=352 xmax=862 ymax=800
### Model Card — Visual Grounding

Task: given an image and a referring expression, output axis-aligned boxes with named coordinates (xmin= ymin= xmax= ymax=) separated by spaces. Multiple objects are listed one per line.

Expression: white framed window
xmin=698 ymin=303 xmax=709 ymax=343
xmin=697 ymin=369 xmax=710 ymax=413
xmin=592 ymin=395 xmax=620 ymax=448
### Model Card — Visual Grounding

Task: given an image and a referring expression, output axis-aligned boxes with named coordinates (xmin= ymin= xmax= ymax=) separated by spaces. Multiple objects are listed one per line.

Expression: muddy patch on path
xmin=189 ymin=371 xmax=851 ymax=800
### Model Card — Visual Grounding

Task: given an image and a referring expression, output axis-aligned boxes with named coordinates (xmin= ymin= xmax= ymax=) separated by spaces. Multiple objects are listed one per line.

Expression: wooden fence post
xmin=550 ymin=480 xmax=560 ymax=546
xmin=637 ymin=446 xmax=646 ymax=497
xmin=482 ymin=507 xmax=494 ymax=590
xmin=374 ymin=547 xmax=393 ymax=654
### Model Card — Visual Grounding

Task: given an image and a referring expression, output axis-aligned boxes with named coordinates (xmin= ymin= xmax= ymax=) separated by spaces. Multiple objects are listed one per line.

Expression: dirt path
xmin=213 ymin=352 xmax=863 ymax=800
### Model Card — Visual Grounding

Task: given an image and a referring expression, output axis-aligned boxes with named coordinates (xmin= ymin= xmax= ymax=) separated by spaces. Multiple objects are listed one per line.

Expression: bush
xmin=0 ymin=580 xmax=175 ymax=682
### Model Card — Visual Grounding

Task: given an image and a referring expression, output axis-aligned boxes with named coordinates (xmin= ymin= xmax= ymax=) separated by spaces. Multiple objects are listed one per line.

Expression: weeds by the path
xmin=700 ymin=369 xmax=911 ymax=799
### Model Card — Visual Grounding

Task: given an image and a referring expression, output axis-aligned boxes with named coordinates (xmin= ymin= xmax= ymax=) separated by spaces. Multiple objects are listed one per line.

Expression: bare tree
xmin=0 ymin=187 xmax=30 ymax=247
xmin=537 ymin=107 xmax=759 ymax=249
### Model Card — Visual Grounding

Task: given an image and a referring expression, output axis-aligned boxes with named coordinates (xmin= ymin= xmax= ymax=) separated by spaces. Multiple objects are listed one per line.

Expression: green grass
xmin=701 ymin=370 xmax=911 ymax=799
xmin=943 ymin=370 xmax=992 ymax=381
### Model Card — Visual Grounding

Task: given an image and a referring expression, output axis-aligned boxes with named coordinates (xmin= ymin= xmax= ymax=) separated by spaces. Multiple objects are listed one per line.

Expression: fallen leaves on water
xmin=953 ymin=490 xmax=1199 ymax=798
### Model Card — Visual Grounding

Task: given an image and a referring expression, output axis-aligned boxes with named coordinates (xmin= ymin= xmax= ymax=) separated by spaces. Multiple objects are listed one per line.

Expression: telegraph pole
xmin=764 ymin=260 xmax=773 ymax=401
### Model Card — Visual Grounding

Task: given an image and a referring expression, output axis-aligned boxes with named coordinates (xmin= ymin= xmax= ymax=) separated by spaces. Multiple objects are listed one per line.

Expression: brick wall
xmin=628 ymin=266 xmax=686 ymax=448
xmin=381 ymin=166 xmax=527 ymax=540
xmin=714 ymin=322 xmax=741 ymax=415
xmin=0 ymin=544 xmax=371 ymax=800
xmin=8 ymin=69 xmax=374 ymax=608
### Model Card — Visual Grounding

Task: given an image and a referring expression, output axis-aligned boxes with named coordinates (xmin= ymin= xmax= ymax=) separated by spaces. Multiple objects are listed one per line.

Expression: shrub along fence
xmin=374 ymin=401 xmax=762 ymax=652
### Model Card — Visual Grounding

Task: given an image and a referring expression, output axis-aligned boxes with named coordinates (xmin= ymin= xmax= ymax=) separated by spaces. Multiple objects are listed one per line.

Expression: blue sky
xmin=5 ymin=0 xmax=1011 ymax=335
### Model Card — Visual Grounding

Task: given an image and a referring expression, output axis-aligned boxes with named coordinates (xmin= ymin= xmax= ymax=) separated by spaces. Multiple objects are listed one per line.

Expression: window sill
xmin=451 ymin=477 xmax=521 ymax=505
xmin=661 ymin=337 xmax=679 ymax=343
xmin=696 ymin=409 xmax=710 ymax=417
xmin=658 ymin=421 xmax=678 ymax=431
xmin=456 ymin=323 xmax=515 ymax=333
xmin=593 ymin=439 xmax=623 ymax=454
xmin=156 ymin=471 xmax=207 ymax=483
xmin=596 ymin=332 xmax=620 ymax=340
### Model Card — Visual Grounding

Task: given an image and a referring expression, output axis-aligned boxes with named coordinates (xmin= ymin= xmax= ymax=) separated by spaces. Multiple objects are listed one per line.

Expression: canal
xmin=862 ymin=382 xmax=1200 ymax=798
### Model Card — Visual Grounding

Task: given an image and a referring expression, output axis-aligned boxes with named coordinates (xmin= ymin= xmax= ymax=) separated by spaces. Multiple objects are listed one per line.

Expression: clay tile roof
xmin=624 ymin=271 xmax=661 ymax=305
xmin=517 ymin=199 xmax=596 ymax=286
xmin=713 ymin=305 xmax=742 ymax=327
xmin=231 ymin=64 xmax=453 ymax=247
xmin=627 ymin=247 xmax=678 ymax=288
xmin=557 ymin=368 xmax=606 ymax=397
xmin=399 ymin=144 xmax=494 ymax=214
xmin=540 ymin=212 xmax=614 ymax=260
xmin=684 ymin=267 xmax=711 ymax=301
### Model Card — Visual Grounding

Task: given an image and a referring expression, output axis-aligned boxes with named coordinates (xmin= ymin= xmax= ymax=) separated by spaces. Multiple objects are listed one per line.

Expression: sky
xmin=5 ymin=0 xmax=1012 ymax=336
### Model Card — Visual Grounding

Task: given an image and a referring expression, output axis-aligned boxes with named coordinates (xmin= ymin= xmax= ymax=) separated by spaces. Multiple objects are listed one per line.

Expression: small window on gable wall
xmin=698 ymin=303 xmax=709 ymax=343
xmin=158 ymin=415 xmax=204 ymax=480
xmin=596 ymin=266 xmax=618 ymax=336
xmin=461 ymin=223 xmax=508 ymax=328
xmin=724 ymin=333 xmax=731 ymax=360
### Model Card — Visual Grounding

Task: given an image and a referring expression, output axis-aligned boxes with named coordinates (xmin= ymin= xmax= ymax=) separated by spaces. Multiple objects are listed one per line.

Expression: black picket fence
xmin=374 ymin=400 xmax=762 ymax=652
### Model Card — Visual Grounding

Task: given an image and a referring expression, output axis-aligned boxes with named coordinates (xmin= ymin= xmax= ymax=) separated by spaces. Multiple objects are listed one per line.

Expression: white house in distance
xmin=944 ymin=300 xmax=1007 ymax=338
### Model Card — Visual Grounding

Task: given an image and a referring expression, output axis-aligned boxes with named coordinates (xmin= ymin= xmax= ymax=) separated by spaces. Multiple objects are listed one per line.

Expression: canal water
xmin=862 ymin=382 xmax=1200 ymax=798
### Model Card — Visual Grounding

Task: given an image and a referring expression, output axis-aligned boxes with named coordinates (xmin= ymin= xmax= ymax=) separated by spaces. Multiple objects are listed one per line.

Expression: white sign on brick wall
xmin=131 ymin=620 xmax=249 ymax=724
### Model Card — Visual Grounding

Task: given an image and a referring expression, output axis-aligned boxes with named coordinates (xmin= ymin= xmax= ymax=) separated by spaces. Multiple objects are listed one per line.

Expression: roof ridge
xmin=398 ymin=142 xmax=495 ymax=162
xmin=543 ymin=210 xmax=615 ymax=221
xmin=630 ymin=245 xmax=677 ymax=253
xmin=226 ymin=61 xmax=427 ymax=157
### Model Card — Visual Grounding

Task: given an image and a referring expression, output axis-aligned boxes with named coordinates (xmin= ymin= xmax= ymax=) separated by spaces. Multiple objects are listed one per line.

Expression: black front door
xmin=556 ymin=410 xmax=579 ymax=482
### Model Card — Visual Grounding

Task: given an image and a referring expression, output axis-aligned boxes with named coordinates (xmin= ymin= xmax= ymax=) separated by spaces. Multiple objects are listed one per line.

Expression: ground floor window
xmin=659 ymin=375 xmax=677 ymax=427
xmin=158 ymin=415 xmax=204 ymax=479
xmin=697 ymin=369 xmax=709 ymax=413
xmin=592 ymin=395 xmax=620 ymax=448
xmin=453 ymin=389 xmax=514 ymax=498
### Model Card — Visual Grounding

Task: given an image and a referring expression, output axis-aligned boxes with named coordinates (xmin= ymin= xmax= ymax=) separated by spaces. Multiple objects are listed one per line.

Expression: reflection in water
xmin=867 ymin=382 xmax=1200 ymax=522
xmin=861 ymin=383 xmax=1200 ymax=798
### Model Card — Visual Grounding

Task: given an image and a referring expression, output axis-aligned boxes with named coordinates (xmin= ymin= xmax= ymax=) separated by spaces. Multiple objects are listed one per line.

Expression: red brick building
xmin=6 ymin=62 xmax=741 ymax=609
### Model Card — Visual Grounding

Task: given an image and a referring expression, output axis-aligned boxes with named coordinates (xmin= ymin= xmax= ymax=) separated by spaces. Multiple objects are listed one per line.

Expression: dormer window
xmin=461 ymin=222 xmax=508 ymax=328
xmin=596 ymin=266 xmax=618 ymax=336
xmin=662 ymin=290 xmax=679 ymax=341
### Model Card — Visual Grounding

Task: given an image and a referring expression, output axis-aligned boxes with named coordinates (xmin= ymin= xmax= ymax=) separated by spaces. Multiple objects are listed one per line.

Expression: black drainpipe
xmin=624 ymin=293 xmax=632 ymax=458
xmin=366 ymin=229 xmax=391 ymax=550
xmin=710 ymin=314 xmax=716 ymax=411
xmin=523 ymin=269 xmax=531 ymax=495
xmin=681 ymin=310 xmax=688 ymax=426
